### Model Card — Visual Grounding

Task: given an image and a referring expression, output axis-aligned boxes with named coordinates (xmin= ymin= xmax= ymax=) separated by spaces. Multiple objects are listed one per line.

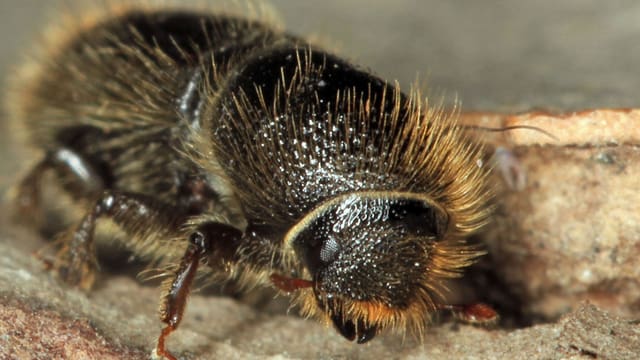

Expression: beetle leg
xmin=156 ymin=223 xmax=242 ymax=360
xmin=13 ymin=147 xmax=105 ymax=225
xmin=437 ymin=303 xmax=499 ymax=324
xmin=154 ymin=233 xmax=202 ymax=360
xmin=53 ymin=190 xmax=183 ymax=289
xmin=13 ymin=157 xmax=49 ymax=224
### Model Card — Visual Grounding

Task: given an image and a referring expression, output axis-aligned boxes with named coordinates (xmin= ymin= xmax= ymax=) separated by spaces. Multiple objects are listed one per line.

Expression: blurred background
xmin=2 ymin=0 xmax=640 ymax=109
xmin=1 ymin=0 xmax=639 ymax=187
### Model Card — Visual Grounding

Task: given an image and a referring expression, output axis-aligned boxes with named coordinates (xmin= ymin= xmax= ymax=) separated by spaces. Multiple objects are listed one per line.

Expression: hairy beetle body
xmin=7 ymin=2 xmax=493 ymax=357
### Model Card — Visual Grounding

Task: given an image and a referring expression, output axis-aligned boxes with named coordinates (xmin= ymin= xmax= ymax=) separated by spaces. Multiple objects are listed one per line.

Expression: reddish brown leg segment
xmin=156 ymin=224 xmax=242 ymax=359
xmin=270 ymin=273 xmax=314 ymax=292
xmin=156 ymin=233 xmax=205 ymax=360
xmin=437 ymin=303 xmax=499 ymax=324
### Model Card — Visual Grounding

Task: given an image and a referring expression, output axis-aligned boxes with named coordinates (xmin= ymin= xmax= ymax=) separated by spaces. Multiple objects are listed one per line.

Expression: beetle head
xmin=274 ymin=192 xmax=482 ymax=342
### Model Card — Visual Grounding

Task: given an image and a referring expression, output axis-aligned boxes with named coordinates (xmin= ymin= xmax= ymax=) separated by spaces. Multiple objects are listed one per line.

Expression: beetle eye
xmin=319 ymin=234 xmax=340 ymax=263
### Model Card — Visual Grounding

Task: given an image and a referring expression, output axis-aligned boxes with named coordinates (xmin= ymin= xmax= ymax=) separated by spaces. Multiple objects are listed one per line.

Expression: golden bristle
xmin=199 ymin=47 xmax=492 ymax=233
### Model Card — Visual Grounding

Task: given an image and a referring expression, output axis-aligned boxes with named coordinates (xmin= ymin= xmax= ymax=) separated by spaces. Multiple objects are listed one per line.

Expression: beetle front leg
xmin=156 ymin=223 xmax=242 ymax=360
